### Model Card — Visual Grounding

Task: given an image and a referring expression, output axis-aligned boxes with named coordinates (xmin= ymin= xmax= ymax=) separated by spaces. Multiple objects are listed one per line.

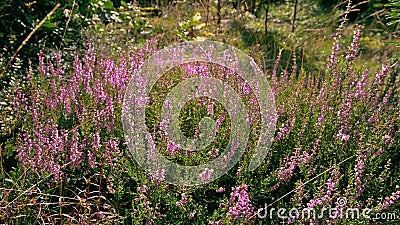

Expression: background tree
xmin=292 ymin=0 xmax=298 ymax=32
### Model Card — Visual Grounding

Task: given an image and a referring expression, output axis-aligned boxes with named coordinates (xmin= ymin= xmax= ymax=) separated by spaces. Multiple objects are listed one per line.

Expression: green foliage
xmin=0 ymin=0 xmax=82 ymax=66
xmin=385 ymin=0 xmax=400 ymax=59
xmin=0 ymin=0 xmax=147 ymax=87
xmin=173 ymin=13 xmax=206 ymax=41
xmin=0 ymin=1 xmax=399 ymax=224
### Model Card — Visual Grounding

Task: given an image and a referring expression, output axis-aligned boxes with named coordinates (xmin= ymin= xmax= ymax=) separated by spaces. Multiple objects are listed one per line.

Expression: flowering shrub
xmin=1 ymin=10 xmax=399 ymax=225
xmin=13 ymin=43 xmax=152 ymax=181
xmin=260 ymin=16 xmax=399 ymax=224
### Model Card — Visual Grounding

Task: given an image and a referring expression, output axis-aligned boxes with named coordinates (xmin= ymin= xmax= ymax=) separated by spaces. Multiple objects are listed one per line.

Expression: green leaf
xmin=103 ymin=0 xmax=114 ymax=10
xmin=373 ymin=3 xmax=384 ymax=8
xmin=383 ymin=40 xmax=400 ymax=45
xmin=5 ymin=179 xmax=15 ymax=184
xmin=173 ymin=29 xmax=190 ymax=41
xmin=41 ymin=21 xmax=57 ymax=29
xmin=121 ymin=0 xmax=127 ymax=7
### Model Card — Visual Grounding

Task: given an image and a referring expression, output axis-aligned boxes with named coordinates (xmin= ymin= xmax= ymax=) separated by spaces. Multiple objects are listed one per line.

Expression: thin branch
xmin=249 ymin=155 xmax=355 ymax=219
xmin=0 ymin=188 xmax=79 ymax=202
xmin=58 ymin=0 xmax=76 ymax=51
xmin=1 ymin=161 xmax=72 ymax=209
xmin=0 ymin=13 xmax=11 ymax=19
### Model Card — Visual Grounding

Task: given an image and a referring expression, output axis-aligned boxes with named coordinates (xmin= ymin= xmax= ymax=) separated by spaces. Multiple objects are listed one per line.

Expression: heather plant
xmin=1 ymin=40 xmax=158 ymax=223
xmin=385 ymin=0 xmax=400 ymax=59
xmin=1 ymin=2 xmax=399 ymax=224
xmin=251 ymin=12 xmax=399 ymax=224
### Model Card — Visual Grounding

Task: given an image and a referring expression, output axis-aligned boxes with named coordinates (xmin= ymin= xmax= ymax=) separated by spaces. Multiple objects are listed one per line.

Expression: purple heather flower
xmin=345 ymin=25 xmax=361 ymax=61
xmin=336 ymin=129 xmax=350 ymax=141
xmin=316 ymin=114 xmax=325 ymax=126
xmin=226 ymin=184 xmax=254 ymax=221
xmin=206 ymin=102 xmax=214 ymax=115
xmin=93 ymin=132 xmax=101 ymax=149
xmin=375 ymin=64 xmax=390 ymax=84
xmin=198 ymin=168 xmax=214 ymax=183
xmin=241 ymin=82 xmax=252 ymax=95
xmin=209 ymin=220 xmax=222 ymax=225
xmin=382 ymin=90 xmax=392 ymax=105
xmin=137 ymin=185 xmax=147 ymax=194
xmin=305 ymin=179 xmax=337 ymax=211
xmin=166 ymin=140 xmax=180 ymax=155
xmin=216 ymin=187 xmax=225 ymax=193
xmin=188 ymin=213 xmax=195 ymax=219
xmin=176 ymin=193 xmax=188 ymax=207
xmin=159 ymin=118 xmax=170 ymax=133
xmin=355 ymin=69 xmax=369 ymax=98
xmin=150 ymin=168 xmax=166 ymax=185
xmin=354 ymin=155 xmax=365 ymax=199
xmin=216 ymin=114 xmax=225 ymax=127
xmin=301 ymin=151 xmax=311 ymax=164
xmin=377 ymin=189 xmax=400 ymax=212
xmin=208 ymin=148 xmax=219 ymax=159
xmin=236 ymin=167 xmax=241 ymax=178
xmin=70 ymin=141 xmax=82 ymax=167
xmin=375 ymin=149 xmax=384 ymax=157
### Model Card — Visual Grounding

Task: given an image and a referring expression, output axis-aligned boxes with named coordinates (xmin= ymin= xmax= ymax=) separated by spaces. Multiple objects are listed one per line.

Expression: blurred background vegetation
xmin=1 ymin=0 xmax=398 ymax=82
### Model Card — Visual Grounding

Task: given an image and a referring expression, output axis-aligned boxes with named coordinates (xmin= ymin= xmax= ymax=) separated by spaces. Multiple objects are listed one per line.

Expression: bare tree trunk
xmin=292 ymin=0 xmax=298 ymax=32
xmin=235 ymin=0 xmax=240 ymax=21
xmin=206 ymin=1 xmax=210 ymax=26
xmin=265 ymin=0 xmax=269 ymax=35
xmin=157 ymin=0 xmax=161 ymax=17
xmin=199 ymin=0 xmax=210 ymax=25
xmin=217 ymin=0 xmax=221 ymax=26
